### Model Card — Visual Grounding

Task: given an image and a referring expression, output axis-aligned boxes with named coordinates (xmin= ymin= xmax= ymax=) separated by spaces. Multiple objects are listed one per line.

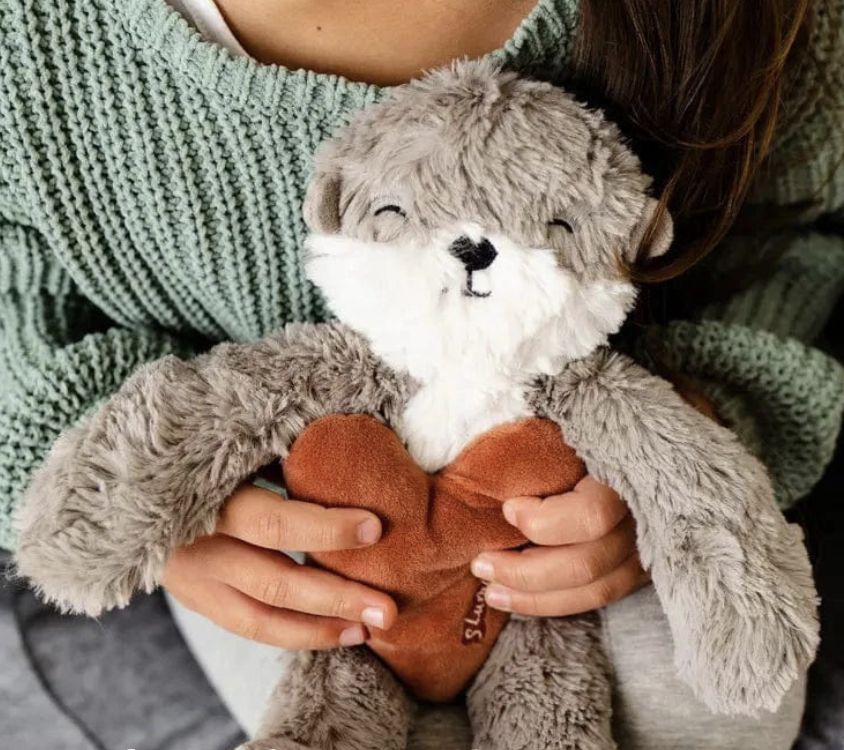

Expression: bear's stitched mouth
xmin=462 ymin=272 xmax=491 ymax=299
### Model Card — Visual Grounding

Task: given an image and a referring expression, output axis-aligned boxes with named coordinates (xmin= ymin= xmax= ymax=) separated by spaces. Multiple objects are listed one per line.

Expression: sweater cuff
xmin=639 ymin=320 xmax=844 ymax=509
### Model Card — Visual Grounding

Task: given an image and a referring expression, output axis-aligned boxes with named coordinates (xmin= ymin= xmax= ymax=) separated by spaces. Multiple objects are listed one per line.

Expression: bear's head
xmin=303 ymin=60 xmax=672 ymax=383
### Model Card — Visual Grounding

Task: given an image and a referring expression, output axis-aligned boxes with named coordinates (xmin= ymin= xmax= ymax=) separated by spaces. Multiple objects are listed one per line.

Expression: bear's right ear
xmin=628 ymin=197 xmax=674 ymax=263
xmin=303 ymin=166 xmax=342 ymax=234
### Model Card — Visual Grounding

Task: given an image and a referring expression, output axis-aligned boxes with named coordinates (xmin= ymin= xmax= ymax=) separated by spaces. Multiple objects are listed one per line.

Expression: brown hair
xmin=571 ymin=0 xmax=819 ymax=284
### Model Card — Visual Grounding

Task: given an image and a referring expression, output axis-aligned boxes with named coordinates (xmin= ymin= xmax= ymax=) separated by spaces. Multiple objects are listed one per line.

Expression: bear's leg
xmin=467 ymin=613 xmax=616 ymax=750
xmin=236 ymin=647 xmax=413 ymax=750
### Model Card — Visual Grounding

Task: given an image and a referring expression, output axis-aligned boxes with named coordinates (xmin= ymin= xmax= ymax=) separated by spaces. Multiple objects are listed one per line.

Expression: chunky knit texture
xmin=0 ymin=0 xmax=842 ymax=550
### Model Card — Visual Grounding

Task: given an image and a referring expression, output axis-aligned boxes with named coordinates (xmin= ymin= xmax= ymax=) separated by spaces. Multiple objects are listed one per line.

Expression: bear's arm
xmin=528 ymin=348 xmax=818 ymax=716
xmin=14 ymin=322 xmax=409 ymax=617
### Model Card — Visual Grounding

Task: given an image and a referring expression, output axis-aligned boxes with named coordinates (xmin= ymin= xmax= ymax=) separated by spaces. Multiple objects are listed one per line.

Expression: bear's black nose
xmin=448 ymin=236 xmax=498 ymax=273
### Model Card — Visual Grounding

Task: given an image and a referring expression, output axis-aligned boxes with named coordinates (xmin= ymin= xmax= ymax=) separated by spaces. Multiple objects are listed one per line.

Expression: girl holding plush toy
xmin=0 ymin=1 xmax=842 ymax=749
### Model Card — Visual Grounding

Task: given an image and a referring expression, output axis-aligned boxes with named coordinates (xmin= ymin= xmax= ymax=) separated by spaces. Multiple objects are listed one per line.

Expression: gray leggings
xmin=166 ymin=585 xmax=807 ymax=750
xmin=0 ymin=553 xmax=244 ymax=750
xmin=0 ymin=547 xmax=835 ymax=750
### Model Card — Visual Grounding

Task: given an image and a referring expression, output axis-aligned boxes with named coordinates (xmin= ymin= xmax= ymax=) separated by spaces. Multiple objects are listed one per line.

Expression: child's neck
xmin=211 ymin=0 xmax=539 ymax=85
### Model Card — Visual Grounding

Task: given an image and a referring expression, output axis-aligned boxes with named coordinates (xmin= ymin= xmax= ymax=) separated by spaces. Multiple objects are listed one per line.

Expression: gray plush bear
xmin=14 ymin=60 xmax=819 ymax=750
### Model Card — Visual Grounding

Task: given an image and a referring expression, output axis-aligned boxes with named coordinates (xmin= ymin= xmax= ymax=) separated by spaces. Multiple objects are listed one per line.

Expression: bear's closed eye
xmin=549 ymin=218 xmax=574 ymax=233
xmin=374 ymin=204 xmax=407 ymax=218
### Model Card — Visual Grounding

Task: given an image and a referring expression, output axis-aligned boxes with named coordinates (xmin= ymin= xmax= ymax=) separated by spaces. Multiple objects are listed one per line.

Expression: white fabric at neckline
xmin=165 ymin=0 xmax=251 ymax=58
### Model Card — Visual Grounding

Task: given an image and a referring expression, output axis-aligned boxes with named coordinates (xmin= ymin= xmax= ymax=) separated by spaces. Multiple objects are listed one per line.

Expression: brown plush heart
xmin=283 ymin=414 xmax=586 ymax=702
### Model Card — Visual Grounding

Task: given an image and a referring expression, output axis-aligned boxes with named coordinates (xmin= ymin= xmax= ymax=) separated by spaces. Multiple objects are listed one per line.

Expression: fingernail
xmin=485 ymin=585 xmax=512 ymax=611
xmin=471 ymin=556 xmax=494 ymax=581
xmin=502 ymin=501 xmax=518 ymax=526
xmin=362 ymin=607 xmax=386 ymax=629
xmin=339 ymin=624 xmax=367 ymax=647
xmin=357 ymin=518 xmax=381 ymax=545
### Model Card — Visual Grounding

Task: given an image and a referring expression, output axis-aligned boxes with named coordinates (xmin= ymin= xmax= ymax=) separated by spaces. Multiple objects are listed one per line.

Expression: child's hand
xmin=162 ymin=484 xmax=398 ymax=650
xmin=472 ymin=476 xmax=649 ymax=616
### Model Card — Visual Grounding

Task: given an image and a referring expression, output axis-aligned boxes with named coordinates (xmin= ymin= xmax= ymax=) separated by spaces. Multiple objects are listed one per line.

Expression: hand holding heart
xmin=475 ymin=475 xmax=649 ymax=618
xmin=164 ymin=438 xmax=647 ymax=651
xmin=162 ymin=486 xmax=398 ymax=651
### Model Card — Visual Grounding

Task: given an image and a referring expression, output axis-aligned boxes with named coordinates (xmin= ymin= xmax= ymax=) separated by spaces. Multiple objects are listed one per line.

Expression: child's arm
xmin=0 ymin=218 xmax=199 ymax=553
xmin=641 ymin=2 xmax=844 ymax=508
xmin=644 ymin=230 xmax=844 ymax=508
xmin=0 ymin=217 xmax=398 ymax=649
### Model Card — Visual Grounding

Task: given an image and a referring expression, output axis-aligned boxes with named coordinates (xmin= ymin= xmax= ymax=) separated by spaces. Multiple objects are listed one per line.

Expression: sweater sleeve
xmin=0 ymin=219 xmax=197 ymax=551
xmin=643 ymin=1 xmax=844 ymax=509
xmin=644 ymin=227 xmax=844 ymax=510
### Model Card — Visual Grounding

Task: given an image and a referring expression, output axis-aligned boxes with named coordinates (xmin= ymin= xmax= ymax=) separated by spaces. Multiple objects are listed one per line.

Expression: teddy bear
xmin=13 ymin=60 xmax=819 ymax=750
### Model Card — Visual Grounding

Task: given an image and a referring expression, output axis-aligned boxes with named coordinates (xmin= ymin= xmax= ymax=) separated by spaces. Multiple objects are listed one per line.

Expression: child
xmin=0 ymin=0 xmax=842 ymax=747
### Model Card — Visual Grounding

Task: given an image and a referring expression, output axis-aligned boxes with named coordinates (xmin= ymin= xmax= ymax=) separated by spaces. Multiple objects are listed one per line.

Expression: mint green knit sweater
xmin=1 ymin=0 xmax=843 ymax=551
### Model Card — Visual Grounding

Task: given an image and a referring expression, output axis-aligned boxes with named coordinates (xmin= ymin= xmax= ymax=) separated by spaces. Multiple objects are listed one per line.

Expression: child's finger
xmin=218 ymin=484 xmax=382 ymax=552
xmin=174 ymin=535 xmax=397 ymax=629
xmin=213 ymin=537 xmax=397 ymax=629
xmin=503 ymin=476 xmax=629 ymax=546
xmin=483 ymin=553 xmax=650 ymax=617
xmin=173 ymin=578 xmax=370 ymax=650
xmin=472 ymin=514 xmax=637 ymax=593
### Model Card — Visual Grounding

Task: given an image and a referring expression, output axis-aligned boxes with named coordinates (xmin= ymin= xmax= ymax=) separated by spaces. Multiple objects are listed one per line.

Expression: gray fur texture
xmin=529 ymin=350 xmax=820 ymax=716
xmin=304 ymin=61 xmax=673 ymax=273
xmin=15 ymin=323 xmax=410 ymax=615
xmin=238 ymin=648 xmax=413 ymax=750
xmin=13 ymin=60 xmax=818 ymax=750
xmin=468 ymin=614 xmax=615 ymax=750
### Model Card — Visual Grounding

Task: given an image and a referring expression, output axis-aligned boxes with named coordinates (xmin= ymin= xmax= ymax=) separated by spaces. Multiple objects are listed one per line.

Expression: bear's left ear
xmin=628 ymin=197 xmax=674 ymax=262
xmin=303 ymin=165 xmax=343 ymax=235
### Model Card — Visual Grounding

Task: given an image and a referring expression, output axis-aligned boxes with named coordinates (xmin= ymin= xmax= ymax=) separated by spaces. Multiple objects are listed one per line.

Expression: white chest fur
xmin=304 ymin=233 xmax=638 ymax=473
xmin=396 ymin=372 xmax=534 ymax=473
